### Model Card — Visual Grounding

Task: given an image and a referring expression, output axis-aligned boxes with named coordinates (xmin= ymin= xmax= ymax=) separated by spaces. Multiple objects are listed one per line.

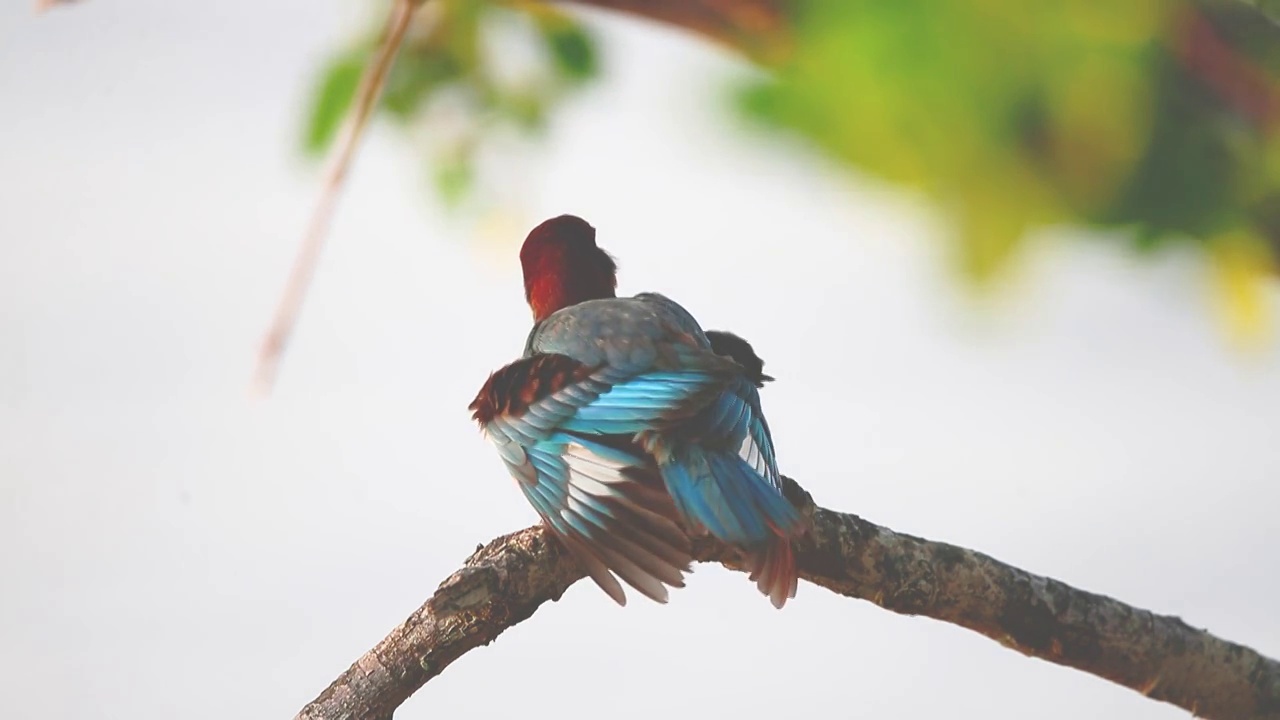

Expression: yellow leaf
xmin=1209 ymin=231 xmax=1276 ymax=348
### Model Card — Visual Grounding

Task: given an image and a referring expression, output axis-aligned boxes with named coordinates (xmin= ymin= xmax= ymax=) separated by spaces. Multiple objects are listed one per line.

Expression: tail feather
xmin=747 ymin=539 xmax=797 ymax=609
xmin=658 ymin=447 xmax=803 ymax=608
xmin=561 ymin=534 xmax=628 ymax=606
xmin=589 ymin=537 xmax=676 ymax=603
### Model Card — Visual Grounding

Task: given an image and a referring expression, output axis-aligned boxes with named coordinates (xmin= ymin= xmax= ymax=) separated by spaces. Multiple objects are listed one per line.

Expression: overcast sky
xmin=2 ymin=2 xmax=1278 ymax=719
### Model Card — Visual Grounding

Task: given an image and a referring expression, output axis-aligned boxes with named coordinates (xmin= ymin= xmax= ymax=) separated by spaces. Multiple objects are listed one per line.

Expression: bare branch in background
xmin=551 ymin=0 xmax=790 ymax=59
xmin=34 ymin=0 xmax=80 ymax=12
xmin=252 ymin=0 xmax=425 ymax=396
xmin=295 ymin=477 xmax=1280 ymax=720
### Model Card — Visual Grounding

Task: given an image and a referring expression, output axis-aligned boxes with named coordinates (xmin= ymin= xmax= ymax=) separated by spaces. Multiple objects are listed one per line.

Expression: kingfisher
xmin=469 ymin=215 xmax=804 ymax=608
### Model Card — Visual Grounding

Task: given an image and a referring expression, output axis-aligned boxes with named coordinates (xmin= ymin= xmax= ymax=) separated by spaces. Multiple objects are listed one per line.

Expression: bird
xmin=469 ymin=214 xmax=804 ymax=608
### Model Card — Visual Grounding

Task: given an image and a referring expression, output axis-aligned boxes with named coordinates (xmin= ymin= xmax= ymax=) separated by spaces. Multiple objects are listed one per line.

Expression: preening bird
xmin=470 ymin=214 xmax=804 ymax=607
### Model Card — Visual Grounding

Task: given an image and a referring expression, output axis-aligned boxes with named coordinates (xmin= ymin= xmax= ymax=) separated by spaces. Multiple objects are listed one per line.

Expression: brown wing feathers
xmin=470 ymin=353 xmax=593 ymax=425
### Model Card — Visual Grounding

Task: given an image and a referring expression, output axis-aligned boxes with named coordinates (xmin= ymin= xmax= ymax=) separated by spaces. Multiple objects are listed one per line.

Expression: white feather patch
xmin=737 ymin=435 xmax=768 ymax=477
xmin=563 ymin=443 xmax=634 ymax=485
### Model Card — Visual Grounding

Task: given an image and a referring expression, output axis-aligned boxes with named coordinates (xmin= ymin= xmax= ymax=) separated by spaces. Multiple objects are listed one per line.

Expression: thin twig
xmin=253 ymin=0 xmax=424 ymax=395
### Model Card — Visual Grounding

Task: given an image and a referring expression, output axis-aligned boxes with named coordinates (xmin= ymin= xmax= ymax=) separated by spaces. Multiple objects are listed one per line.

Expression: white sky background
xmin=2 ymin=2 xmax=1278 ymax=718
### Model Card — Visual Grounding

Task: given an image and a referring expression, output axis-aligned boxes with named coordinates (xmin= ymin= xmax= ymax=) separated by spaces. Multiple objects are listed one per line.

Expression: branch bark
xmin=295 ymin=477 xmax=1280 ymax=720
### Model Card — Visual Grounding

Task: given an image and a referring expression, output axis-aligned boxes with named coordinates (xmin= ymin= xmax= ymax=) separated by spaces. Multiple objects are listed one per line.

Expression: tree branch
xmin=295 ymin=477 xmax=1280 ymax=720
xmin=548 ymin=0 xmax=1280 ymax=57
xmin=555 ymin=0 xmax=790 ymax=57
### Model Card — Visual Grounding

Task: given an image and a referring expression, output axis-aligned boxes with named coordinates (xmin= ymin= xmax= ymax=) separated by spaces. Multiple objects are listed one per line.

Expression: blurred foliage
xmin=738 ymin=0 xmax=1279 ymax=336
xmin=303 ymin=0 xmax=598 ymax=204
xmin=306 ymin=0 xmax=1279 ymax=335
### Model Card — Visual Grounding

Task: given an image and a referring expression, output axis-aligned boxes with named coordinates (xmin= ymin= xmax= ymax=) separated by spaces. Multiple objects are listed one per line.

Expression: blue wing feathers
xmin=659 ymin=462 xmax=710 ymax=536
xmin=565 ymin=493 xmax=612 ymax=533
xmin=706 ymin=453 xmax=770 ymax=541
xmin=526 ymin=448 xmax=566 ymax=481
xmin=660 ymin=449 xmax=773 ymax=546
xmin=477 ymin=301 xmax=802 ymax=607
xmin=711 ymin=453 xmax=799 ymax=532
xmin=650 ymin=375 xmax=802 ymax=553
xmin=474 ymin=357 xmax=696 ymax=604
xmin=520 ymin=481 xmax=570 ymax=534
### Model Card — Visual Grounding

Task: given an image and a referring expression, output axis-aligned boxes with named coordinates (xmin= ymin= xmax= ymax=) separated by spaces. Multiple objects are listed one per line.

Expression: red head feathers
xmin=520 ymin=214 xmax=618 ymax=322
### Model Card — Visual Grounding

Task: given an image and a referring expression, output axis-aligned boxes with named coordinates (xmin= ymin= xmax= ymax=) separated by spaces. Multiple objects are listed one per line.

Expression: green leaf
xmin=302 ymin=48 xmax=368 ymax=156
xmin=434 ymin=152 xmax=475 ymax=208
xmin=535 ymin=15 xmax=598 ymax=82
xmin=495 ymin=90 xmax=550 ymax=132
xmin=382 ymin=53 xmax=464 ymax=121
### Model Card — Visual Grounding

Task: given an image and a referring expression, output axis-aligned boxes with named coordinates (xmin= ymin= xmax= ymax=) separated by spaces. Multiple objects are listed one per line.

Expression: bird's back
xmin=524 ymin=293 xmax=711 ymax=371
